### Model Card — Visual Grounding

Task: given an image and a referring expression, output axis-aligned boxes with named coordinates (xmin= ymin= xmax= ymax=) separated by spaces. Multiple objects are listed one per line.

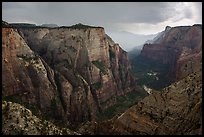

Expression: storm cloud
xmin=2 ymin=2 xmax=202 ymax=51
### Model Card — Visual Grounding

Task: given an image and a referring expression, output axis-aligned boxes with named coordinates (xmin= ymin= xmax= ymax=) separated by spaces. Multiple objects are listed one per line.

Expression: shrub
xmin=2 ymin=95 xmax=22 ymax=104
xmin=70 ymin=23 xmax=102 ymax=29
xmin=92 ymin=60 xmax=107 ymax=74
xmin=60 ymin=23 xmax=103 ymax=29
xmin=109 ymin=49 xmax=115 ymax=59
xmin=92 ymin=82 xmax=102 ymax=90
xmin=17 ymin=54 xmax=38 ymax=62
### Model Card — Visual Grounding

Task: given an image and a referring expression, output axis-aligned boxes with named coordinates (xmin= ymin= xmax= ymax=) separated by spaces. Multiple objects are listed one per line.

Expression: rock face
xmin=2 ymin=26 xmax=73 ymax=126
xmin=109 ymin=44 xmax=134 ymax=95
xmin=2 ymin=22 xmax=136 ymax=127
xmin=2 ymin=101 xmax=79 ymax=135
xmin=17 ymin=24 xmax=135 ymax=111
xmin=139 ymin=25 xmax=202 ymax=81
xmin=91 ymin=68 xmax=202 ymax=135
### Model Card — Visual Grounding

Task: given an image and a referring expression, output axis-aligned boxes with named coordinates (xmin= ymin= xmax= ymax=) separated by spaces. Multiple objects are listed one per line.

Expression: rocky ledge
xmin=2 ymin=101 xmax=79 ymax=135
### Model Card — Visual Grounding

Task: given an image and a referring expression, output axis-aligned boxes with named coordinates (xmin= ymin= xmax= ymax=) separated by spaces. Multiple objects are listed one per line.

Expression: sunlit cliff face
xmin=2 ymin=23 xmax=136 ymax=127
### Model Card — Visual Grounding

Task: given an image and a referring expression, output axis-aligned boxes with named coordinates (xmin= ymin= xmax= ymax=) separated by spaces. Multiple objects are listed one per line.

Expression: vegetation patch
xmin=2 ymin=94 xmax=40 ymax=117
xmin=96 ymin=90 xmax=148 ymax=122
xmin=68 ymin=46 xmax=77 ymax=52
xmin=92 ymin=60 xmax=107 ymax=74
xmin=92 ymin=82 xmax=102 ymax=90
xmin=23 ymin=102 xmax=40 ymax=117
xmin=100 ymin=95 xmax=115 ymax=107
xmin=60 ymin=23 xmax=103 ymax=29
xmin=54 ymin=72 xmax=67 ymax=112
xmin=109 ymin=49 xmax=116 ymax=59
xmin=82 ymin=81 xmax=89 ymax=97
xmin=61 ymin=59 xmax=72 ymax=69
xmin=131 ymin=56 xmax=173 ymax=90
xmin=51 ymin=98 xmax=57 ymax=111
xmin=2 ymin=95 xmax=22 ymax=104
xmin=17 ymin=54 xmax=38 ymax=62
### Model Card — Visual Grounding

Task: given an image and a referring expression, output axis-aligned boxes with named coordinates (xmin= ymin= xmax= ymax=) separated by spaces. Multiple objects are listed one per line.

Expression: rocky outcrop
xmin=2 ymin=26 xmax=82 ymax=126
xmin=84 ymin=68 xmax=202 ymax=135
xmin=2 ymin=101 xmax=79 ymax=135
xmin=16 ymin=24 xmax=136 ymax=111
xmin=108 ymin=40 xmax=135 ymax=96
xmin=2 ymin=27 xmax=58 ymax=111
xmin=139 ymin=25 xmax=202 ymax=81
xmin=2 ymin=22 xmax=136 ymax=127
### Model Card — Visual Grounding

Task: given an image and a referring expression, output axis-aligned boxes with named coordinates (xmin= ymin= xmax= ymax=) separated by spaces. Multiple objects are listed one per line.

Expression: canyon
xmin=2 ymin=21 xmax=202 ymax=135
xmin=130 ymin=25 xmax=202 ymax=90
xmin=2 ymin=21 xmax=140 ymax=129
xmin=86 ymin=68 xmax=202 ymax=135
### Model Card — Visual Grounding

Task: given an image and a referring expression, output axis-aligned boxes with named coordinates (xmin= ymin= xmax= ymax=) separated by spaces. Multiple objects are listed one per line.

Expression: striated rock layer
xmin=139 ymin=25 xmax=202 ymax=81
xmin=85 ymin=68 xmax=202 ymax=135
xmin=2 ymin=22 xmax=136 ymax=126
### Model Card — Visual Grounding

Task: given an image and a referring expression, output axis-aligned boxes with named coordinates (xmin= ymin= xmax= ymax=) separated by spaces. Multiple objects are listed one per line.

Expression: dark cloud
xmin=3 ymin=2 xmax=195 ymax=25
xmin=184 ymin=9 xmax=193 ymax=19
xmin=2 ymin=2 xmax=202 ymax=50
xmin=2 ymin=2 xmax=25 ymax=10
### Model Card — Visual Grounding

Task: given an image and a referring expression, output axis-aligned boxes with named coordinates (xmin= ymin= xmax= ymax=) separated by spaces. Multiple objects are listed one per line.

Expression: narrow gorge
xmin=2 ymin=21 xmax=202 ymax=135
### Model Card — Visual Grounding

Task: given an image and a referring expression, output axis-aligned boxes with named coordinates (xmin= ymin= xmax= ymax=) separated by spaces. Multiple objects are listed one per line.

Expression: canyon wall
xmin=139 ymin=25 xmax=202 ymax=81
xmin=2 ymin=22 xmax=136 ymax=126
xmin=86 ymin=68 xmax=202 ymax=135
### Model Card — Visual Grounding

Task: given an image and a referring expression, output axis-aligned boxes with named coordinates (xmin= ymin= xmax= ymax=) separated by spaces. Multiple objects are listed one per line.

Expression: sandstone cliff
xmin=2 ymin=22 xmax=136 ymax=127
xmin=140 ymin=25 xmax=202 ymax=81
xmin=82 ymin=68 xmax=202 ymax=135
xmin=16 ymin=23 xmax=136 ymax=111
xmin=2 ymin=26 xmax=91 ymax=126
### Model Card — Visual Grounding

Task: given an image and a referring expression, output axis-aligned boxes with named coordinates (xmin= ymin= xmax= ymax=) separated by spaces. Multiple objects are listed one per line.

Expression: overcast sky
xmin=2 ymin=2 xmax=202 ymax=51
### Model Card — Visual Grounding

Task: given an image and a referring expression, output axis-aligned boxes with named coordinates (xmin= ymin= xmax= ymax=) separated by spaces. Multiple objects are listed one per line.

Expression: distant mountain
xmin=128 ymin=30 xmax=164 ymax=59
xmin=146 ymin=26 xmax=172 ymax=44
xmin=130 ymin=24 xmax=202 ymax=90
xmin=140 ymin=24 xmax=202 ymax=80
xmin=41 ymin=24 xmax=58 ymax=28
xmin=128 ymin=45 xmax=144 ymax=60
xmin=107 ymin=31 xmax=157 ymax=52
xmin=9 ymin=23 xmax=37 ymax=28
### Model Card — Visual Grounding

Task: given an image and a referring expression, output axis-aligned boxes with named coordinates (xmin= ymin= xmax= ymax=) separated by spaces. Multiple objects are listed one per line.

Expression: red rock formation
xmin=108 ymin=43 xmax=135 ymax=96
xmin=2 ymin=27 xmax=66 ymax=121
xmin=2 ymin=22 xmax=136 ymax=126
xmin=139 ymin=25 xmax=202 ymax=81
xmin=2 ymin=25 xmax=96 ymax=126
xmin=82 ymin=69 xmax=202 ymax=135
